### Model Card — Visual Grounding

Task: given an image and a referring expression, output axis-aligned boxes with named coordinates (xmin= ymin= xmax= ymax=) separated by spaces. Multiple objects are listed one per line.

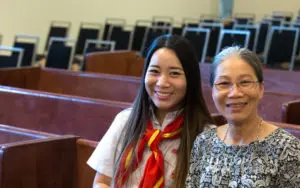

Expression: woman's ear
xmin=258 ymin=81 xmax=264 ymax=99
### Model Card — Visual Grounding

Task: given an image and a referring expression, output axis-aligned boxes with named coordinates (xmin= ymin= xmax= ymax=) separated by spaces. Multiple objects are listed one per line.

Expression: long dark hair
xmin=113 ymin=34 xmax=213 ymax=187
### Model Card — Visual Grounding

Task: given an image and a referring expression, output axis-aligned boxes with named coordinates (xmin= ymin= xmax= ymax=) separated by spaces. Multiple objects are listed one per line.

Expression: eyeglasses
xmin=214 ymin=80 xmax=260 ymax=91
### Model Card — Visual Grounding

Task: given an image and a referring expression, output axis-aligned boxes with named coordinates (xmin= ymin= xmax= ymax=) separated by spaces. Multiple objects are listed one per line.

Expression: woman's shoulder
xmin=267 ymin=128 xmax=300 ymax=155
xmin=107 ymin=108 xmax=133 ymax=134
xmin=114 ymin=108 xmax=132 ymax=121
xmin=269 ymin=128 xmax=300 ymax=145
xmin=194 ymin=126 xmax=217 ymax=144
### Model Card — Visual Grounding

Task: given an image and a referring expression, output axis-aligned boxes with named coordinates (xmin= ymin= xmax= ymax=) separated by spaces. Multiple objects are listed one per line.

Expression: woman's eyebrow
xmin=215 ymin=75 xmax=230 ymax=79
xmin=149 ymin=65 xmax=159 ymax=68
xmin=169 ymin=67 xmax=183 ymax=71
xmin=238 ymin=74 xmax=254 ymax=79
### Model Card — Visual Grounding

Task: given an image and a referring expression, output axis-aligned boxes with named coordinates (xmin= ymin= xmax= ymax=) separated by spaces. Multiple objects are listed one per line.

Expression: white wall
xmin=234 ymin=0 xmax=300 ymax=21
xmin=0 ymin=0 xmax=218 ymax=53
xmin=1 ymin=0 xmax=299 ymax=53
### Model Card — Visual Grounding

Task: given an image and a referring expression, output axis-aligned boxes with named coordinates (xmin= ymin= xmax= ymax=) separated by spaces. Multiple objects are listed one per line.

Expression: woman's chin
xmin=225 ymin=114 xmax=247 ymax=124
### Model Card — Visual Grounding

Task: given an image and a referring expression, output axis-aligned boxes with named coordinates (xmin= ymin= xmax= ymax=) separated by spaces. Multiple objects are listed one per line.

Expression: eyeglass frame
xmin=213 ymin=80 xmax=261 ymax=91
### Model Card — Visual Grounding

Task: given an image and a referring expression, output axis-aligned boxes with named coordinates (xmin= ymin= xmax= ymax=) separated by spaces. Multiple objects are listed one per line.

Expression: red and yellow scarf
xmin=115 ymin=114 xmax=184 ymax=188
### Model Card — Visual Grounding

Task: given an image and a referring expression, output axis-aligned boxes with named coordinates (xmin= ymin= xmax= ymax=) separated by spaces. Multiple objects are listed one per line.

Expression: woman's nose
xmin=156 ymin=75 xmax=170 ymax=87
xmin=227 ymin=84 xmax=244 ymax=98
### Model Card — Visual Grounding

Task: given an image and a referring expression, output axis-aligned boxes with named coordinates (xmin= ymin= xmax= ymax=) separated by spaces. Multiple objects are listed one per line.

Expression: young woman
xmin=186 ymin=46 xmax=300 ymax=187
xmin=87 ymin=35 xmax=213 ymax=187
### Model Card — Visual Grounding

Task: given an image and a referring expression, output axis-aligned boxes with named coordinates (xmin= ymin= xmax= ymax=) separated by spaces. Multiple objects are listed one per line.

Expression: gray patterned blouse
xmin=185 ymin=128 xmax=300 ymax=188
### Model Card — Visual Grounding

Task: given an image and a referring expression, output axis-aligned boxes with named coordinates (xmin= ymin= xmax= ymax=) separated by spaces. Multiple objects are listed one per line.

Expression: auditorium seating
xmin=131 ymin=20 xmax=153 ymax=52
xmin=182 ymin=27 xmax=210 ymax=63
xmin=256 ymin=21 xmax=271 ymax=54
xmin=216 ymin=29 xmax=250 ymax=54
xmin=38 ymin=68 xmax=140 ymax=102
xmin=140 ymin=25 xmax=172 ymax=57
xmin=0 ymin=66 xmax=140 ymax=102
xmin=85 ymin=50 xmax=144 ymax=76
xmin=0 ymin=86 xmax=130 ymax=141
xmin=282 ymin=100 xmax=300 ymax=125
xmin=0 ymin=86 xmax=130 ymax=187
xmin=0 ymin=65 xmax=300 ymax=124
xmin=13 ymin=34 xmax=39 ymax=67
xmin=0 ymin=46 xmax=24 ymax=68
xmin=76 ymin=139 xmax=98 ymax=188
xmin=264 ymin=26 xmax=299 ymax=71
xmin=44 ymin=21 xmax=71 ymax=52
xmin=75 ymin=22 xmax=102 ymax=55
xmin=233 ymin=24 xmax=259 ymax=52
xmin=102 ymin=18 xmax=126 ymax=41
xmin=0 ymin=124 xmax=78 ymax=187
xmin=199 ymin=22 xmax=223 ymax=60
xmin=108 ymin=25 xmax=133 ymax=50
xmin=234 ymin=13 xmax=255 ymax=25
xmin=45 ymin=37 xmax=76 ymax=69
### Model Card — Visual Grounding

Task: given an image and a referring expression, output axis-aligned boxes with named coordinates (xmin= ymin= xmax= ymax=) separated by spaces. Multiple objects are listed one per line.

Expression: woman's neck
xmin=155 ymin=110 xmax=167 ymax=125
xmin=225 ymin=115 xmax=262 ymax=145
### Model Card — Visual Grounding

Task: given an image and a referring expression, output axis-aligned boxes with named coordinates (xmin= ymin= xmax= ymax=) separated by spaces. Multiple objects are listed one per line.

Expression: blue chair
xmin=44 ymin=21 xmax=71 ymax=52
xmin=234 ymin=24 xmax=259 ymax=52
xmin=182 ymin=27 xmax=210 ymax=63
xmin=264 ymin=26 xmax=299 ymax=71
xmin=82 ymin=40 xmax=115 ymax=70
xmin=103 ymin=18 xmax=126 ymax=40
xmin=256 ymin=21 xmax=271 ymax=53
xmin=292 ymin=23 xmax=300 ymax=56
xmin=140 ymin=25 xmax=172 ymax=57
xmin=152 ymin=16 xmax=173 ymax=27
xmin=13 ymin=34 xmax=39 ymax=67
xmin=45 ymin=37 xmax=75 ymax=70
xmin=234 ymin=13 xmax=255 ymax=25
xmin=200 ymin=22 xmax=224 ymax=59
xmin=216 ymin=29 xmax=250 ymax=54
xmin=0 ymin=46 xmax=24 ymax=68
xmin=200 ymin=14 xmax=220 ymax=24
xmin=131 ymin=20 xmax=152 ymax=52
xmin=75 ymin=22 xmax=102 ymax=55
xmin=108 ymin=25 xmax=133 ymax=50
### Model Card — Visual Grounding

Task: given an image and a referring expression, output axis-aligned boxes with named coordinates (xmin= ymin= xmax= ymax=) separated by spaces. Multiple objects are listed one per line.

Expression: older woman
xmin=186 ymin=46 xmax=300 ymax=187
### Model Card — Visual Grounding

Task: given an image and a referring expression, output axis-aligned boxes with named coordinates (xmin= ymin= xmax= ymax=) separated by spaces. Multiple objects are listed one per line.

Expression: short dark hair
xmin=210 ymin=46 xmax=264 ymax=86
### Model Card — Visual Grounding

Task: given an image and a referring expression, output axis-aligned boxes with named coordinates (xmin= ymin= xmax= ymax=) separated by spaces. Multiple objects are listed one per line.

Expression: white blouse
xmin=87 ymin=108 xmax=182 ymax=187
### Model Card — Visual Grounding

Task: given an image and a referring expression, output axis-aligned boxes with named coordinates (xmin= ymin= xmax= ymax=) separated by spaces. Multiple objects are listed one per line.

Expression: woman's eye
xmin=148 ymin=69 xmax=159 ymax=73
xmin=240 ymin=80 xmax=252 ymax=84
xmin=218 ymin=82 xmax=230 ymax=86
xmin=170 ymin=72 xmax=181 ymax=76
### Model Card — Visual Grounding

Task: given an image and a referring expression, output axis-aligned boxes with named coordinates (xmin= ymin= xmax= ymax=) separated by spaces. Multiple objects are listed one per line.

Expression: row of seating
xmin=1 ymin=12 xmax=300 ymax=71
xmin=0 ymin=124 xmax=78 ymax=187
xmin=0 ymin=53 xmax=299 ymax=124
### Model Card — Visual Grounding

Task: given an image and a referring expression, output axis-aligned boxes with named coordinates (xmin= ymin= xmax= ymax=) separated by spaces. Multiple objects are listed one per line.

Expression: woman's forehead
xmin=215 ymin=56 xmax=257 ymax=79
xmin=149 ymin=48 xmax=182 ymax=66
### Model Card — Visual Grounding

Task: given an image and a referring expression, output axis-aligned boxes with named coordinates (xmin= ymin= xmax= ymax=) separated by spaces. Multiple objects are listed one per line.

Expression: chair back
xmin=46 ymin=37 xmax=75 ymax=70
xmin=216 ymin=29 xmax=250 ymax=54
xmin=13 ymin=34 xmax=39 ymax=66
xmin=45 ymin=21 xmax=71 ymax=51
xmin=183 ymin=27 xmax=210 ymax=63
xmin=0 ymin=46 xmax=24 ymax=68
xmin=75 ymin=22 xmax=101 ymax=55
